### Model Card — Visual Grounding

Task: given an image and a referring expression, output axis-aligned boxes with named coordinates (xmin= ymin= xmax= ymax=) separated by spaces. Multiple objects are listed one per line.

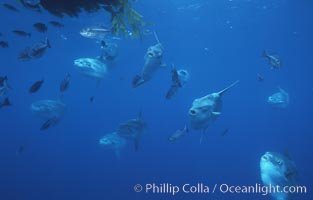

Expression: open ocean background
xmin=0 ymin=0 xmax=312 ymax=199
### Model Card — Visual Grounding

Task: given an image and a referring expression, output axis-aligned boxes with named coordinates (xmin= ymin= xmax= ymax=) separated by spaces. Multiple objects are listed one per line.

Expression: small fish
xmin=16 ymin=145 xmax=25 ymax=155
xmin=101 ymin=40 xmax=107 ymax=48
xmin=119 ymin=76 xmax=125 ymax=81
xmin=19 ymin=38 xmax=51 ymax=60
xmin=18 ymin=48 xmax=31 ymax=61
xmin=29 ymin=79 xmax=44 ymax=93
xmin=33 ymin=23 xmax=48 ymax=33
xmin=12 ymin=30 xmax=31 ymax=37
xmin=262 ymin=50 xmax=282 ymax=69
xmin=142 ymin=29 xmax=152 ymax=36
xmin=220 ymin=128 xmax=229 ymax=137
xmin=31 ymin=38 xmax=51 ymax=58
xmin=60 ymin=34 xmax=67 ymax=40
xmin=166 ymin=67 xmax=181 ymax=99
xmin=132 ymin=32 xmax=164 ymax=88
xmin=166 ymin=86 xmax=179 ymax=99
xmin=40 ymin=117 xmax=58 ymax=131
xmin=3 ymin=3 xmax=19 ymax=11
xmin=60 ymin=74 xmax=70 ymax=93
xmin=0 ymin=97 xmax=11 ymax=109
xmin=166 ymin=67 xmax=189 ymax=99
xmin=257 ymin=74 xmax=264 ymax=82
xmin=111 ymin=36 xmax=121 ymax=41
xmin=80 ymin=25 xmax=112 ymax=40
xmin=0 ymin=76 xmax=12 ymax=96
xmin=49 ymin=21 xmax=64 ymax=28
xmin=0 ymin=76 xmax=8 ymax=84
xmin=90 ymin=96 xmax=95 ymax=103
xmin=0 ymin=41 xmax=8 ymax=48
xmin=20 ymin=0 xmax=41 ymax=12
xmin=168 ymin=125 xmax=189 ymax=142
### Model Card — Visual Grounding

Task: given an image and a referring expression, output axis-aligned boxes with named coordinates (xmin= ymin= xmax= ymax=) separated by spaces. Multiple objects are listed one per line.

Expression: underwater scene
xmin=0 ymin=0 xmax=312 ymax=200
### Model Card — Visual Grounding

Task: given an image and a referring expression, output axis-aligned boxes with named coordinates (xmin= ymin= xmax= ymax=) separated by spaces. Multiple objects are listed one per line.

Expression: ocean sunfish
xmin=260 ymin=151 xmax=298 ymax=200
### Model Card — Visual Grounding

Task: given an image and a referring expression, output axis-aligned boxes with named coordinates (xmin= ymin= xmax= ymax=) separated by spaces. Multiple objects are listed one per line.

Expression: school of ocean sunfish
xmin=0 ymin=1 xmax=297 ymax=200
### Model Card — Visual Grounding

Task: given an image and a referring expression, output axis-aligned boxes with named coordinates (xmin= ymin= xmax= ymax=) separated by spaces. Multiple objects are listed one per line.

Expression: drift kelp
xmin=20 ymin=0 xmax=147 ymax=38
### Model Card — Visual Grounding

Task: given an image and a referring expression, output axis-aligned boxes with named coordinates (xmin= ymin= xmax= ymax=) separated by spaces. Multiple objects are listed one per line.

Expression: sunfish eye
xmin=180 ymin=71 xmax=187 ymax=76
xmin=277 ymin=160 xmax=283 ymax=165
xmin=262 ymin=155 xmax=268 ymax=161
xmin=189 ymin=109 xmax=197 ymax=115
xmin=201 ymin=107 xmax=209 ymax=112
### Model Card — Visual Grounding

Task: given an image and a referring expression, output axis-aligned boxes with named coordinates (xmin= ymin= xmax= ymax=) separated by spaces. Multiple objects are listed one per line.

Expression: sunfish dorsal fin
xmin=153 ymin=31 xmax=161 ymax=44
xmin=284 ymin=149 xmax=292 ymax=160
xmin=97 ymin=55 xmax=106 ymax=63
xmin=134 ymin=136 xmax=140 ymax=151
xmin=278 ymin=86 xmax=287 ymax=94
xmin=138 ymin=111 xmax=142 ymax=120
xmin=217 ymin=80 xmax=240 ymax=96
xmin=200 ymin=128 xmax=209 ymax=144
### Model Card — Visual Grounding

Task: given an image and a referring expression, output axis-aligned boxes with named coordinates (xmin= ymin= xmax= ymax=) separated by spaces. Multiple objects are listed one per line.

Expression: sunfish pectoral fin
xmin=132 ymin=75 xmax=145 ymax=88
xmin=200 ymin=132 xmax=205 ymax=144
xmin=262 ymin=50 xmax=268 ymax=58
xmin=4 ymin=81 xmax=13 ymax=90
xmin=199 ymin=128 xmax=208 ymax=144
xmin=278 ymin=86 xmax=287 ymax=94
xmin=184 ymin=125 xmax=189 ymax=133
xmin=40 ymin=117 xmax=58 ymax=131
xmin=211 ymin=111 xmax=221 ymax=116
xmin=217 ymin=80 xmax=240 ymax=96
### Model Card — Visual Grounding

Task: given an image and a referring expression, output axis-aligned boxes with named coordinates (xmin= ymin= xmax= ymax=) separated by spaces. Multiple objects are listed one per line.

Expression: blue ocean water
xmin=0 ymin=0 xmax=312 ymax=200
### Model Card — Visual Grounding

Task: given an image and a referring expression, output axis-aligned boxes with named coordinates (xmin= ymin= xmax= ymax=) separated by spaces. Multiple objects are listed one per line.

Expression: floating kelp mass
xmin=18 ymin=0 xmax=147 ymax=38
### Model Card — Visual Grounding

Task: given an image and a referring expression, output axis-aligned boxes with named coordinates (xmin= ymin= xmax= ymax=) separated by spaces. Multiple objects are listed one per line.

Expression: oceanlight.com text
xmin=133 ymin=183 xmax=307 ymax=196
